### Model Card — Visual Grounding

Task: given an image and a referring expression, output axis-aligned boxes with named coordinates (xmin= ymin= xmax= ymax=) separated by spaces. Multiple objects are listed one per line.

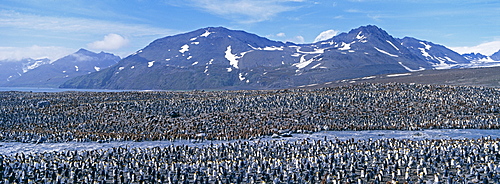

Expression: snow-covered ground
xmin=1 ymin=129 xmax=499 ymax=155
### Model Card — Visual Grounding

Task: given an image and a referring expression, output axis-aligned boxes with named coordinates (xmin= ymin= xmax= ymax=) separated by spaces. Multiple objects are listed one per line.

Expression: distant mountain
xmin=491 ymin=50 xmax=500 ymax=61
xmin=400 ymin=37 xmax=470 ymax=69
xmin=316 ymin=66 xmax=500 ymax=89
xmin=462 ymin=53 xmax=488 ymax=61
xmin=0 ymin=58 xmax=51 ymax=85
xmin=458 ymin=49 xmax=500 ymax=68
xmin=5 ymin=49 xmax=120 ymax=88
xmin=61 ymin=25 xmax=495 ymax=90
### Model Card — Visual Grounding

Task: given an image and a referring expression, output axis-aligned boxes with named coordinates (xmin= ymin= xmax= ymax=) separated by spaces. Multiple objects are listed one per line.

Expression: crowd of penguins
xmin=1 ymin=83 xmax=500 ymax=183
xmin=2 ymin=138 xmax=500 ymax=183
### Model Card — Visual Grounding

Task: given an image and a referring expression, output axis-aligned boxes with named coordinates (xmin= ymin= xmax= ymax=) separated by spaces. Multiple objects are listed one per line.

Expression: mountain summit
xmin=6 ymin=49 xmax=120 ymax=88
xmin=61 ymin=25 xmax=483 ymax=90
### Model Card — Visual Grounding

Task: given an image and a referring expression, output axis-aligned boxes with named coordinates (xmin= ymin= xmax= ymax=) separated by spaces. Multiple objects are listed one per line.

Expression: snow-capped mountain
xmin=400 ymin=37 xmax=470 ymax=69
xmin=0 ymin=58 xmax=51 ymax=85
xmin=459 ymin=49 xmax=500 ymax=68
xmin=5 ymin=49 xmax=120 ymax=87
xmin=462 ymin=53 xmax=488 ymax=61
xmin=61 ymin=25 xmax=494 ymax=90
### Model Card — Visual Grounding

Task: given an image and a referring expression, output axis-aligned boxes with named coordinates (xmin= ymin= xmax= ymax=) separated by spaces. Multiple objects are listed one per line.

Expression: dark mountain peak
xmin=201 ymin=26 xmax=230 ymax=33
xmin=75 ymin=48 xmax=95 ymax=55
xmin=348 ymin=25 xmax=392 ymax=39
xmin=462 ymin=52 xmax=488 ymax=61
xmin=351 ymin=25 xmax=385 ymax=34
xmin=400 ymin=37 xmax=434 ymax=48
xmin=196 ymin=26 xmax=284 ymax=46
xmin=68 ymin=49 xmax=120 ymax=63
xmin=328 ymin=25 xmax=396 ymax=46
xmin=491 ymin=50 xmax=500 ymax=61
xmin=401 ymin=36 xmax=422 ymax=42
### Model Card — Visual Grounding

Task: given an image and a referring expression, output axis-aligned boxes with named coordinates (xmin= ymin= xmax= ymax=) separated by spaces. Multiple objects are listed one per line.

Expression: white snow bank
xmin=374 ymin=47 xmax=398 ymax=57
xmin=179 ymin=44 xmax=189 ymax=53
xmin=1 ymin=129 xmax=499 ymax=155
xmin=386 ymin=73 xmax=411 ymax=77
xmin=148 ymin=61 xmax=155 ymax=68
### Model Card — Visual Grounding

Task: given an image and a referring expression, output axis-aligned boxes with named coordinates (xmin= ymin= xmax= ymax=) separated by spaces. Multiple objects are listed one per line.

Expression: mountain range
xmin=1 ymin=49 xmax=120 ymax=88
xmin=1 ymin=25 xmax=498 ymax=90
xmin=0 ymin=58 xmax=51 ymax=86
xmin=60 ymin=25 xmax=499 ymax=90
xmin=316 ymin=66 xmax=500 ymax=89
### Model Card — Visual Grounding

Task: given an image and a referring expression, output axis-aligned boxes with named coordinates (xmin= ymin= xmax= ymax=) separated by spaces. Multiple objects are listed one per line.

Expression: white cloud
xmin=287 ymin=36 xmax=305 ymax=43
xmin=0 ymin=45 xmax=74 ymax=61
xmin=87 ymin=34 xmax=129 ymax=51
xmin=0 ymin=10 xmax=176 ymax=37
xmin=449 ymin=41 xmax=500 ymax=56
xmin=276 ymin=32 xmax=286 ymax=37
xmin=188 ymin=0 xmax=305 ymax=23
xmin=314 ymin=29 xmax=339 ymax=42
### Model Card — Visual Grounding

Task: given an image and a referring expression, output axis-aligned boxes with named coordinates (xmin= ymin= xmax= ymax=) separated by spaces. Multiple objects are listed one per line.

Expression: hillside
xmin=61 ymin=25 xmax=498 ymax=90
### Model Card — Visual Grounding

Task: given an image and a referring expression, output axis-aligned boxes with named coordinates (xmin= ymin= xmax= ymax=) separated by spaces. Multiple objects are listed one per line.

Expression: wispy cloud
xmin=276 ymin=33 xmax=286 ymax=37
xmin=0 ymin=10 xmax=178 ymax=60
xmin=0 ymin=45 xmax=74 ymax=61
xmin=88 ymin=34 xmax=129 ymax=51
xmin=188 ymin=0 xmax=306 ymax=23
xmin=0 ymin=10 xmax=177 ymax=37
xmin=287 ymin=35 xmax=305 ymax=43
xmin=314 ymin=29 xmax=339 ymax=42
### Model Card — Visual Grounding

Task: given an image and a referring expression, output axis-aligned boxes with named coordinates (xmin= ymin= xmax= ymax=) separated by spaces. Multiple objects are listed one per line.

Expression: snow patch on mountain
xmin=94 ymin=66 xmax=101 ymax=71
xmin=374 ymin=47 xmax=398 ymax=57
xmin=238 ymin=73 xmax=245 ymax=81
xmin=444 ymin=57 xmax=457 ymax=63
xmin=399 ymin=62 xmax=425 ymax=72
xmin=419 ymin=48 xmax=431 ymax=58
xmin=387 ymin=73 xmax=411 ymax=77
xmin=432 ymin=60 xmax=456 ymax=70
xmin=225 ymin=46 xmax=246 ymax=69
xmin=23 ymin=59 xmax=51 ymax=73
xmin=311 ymin=63 xmax=322 ymax=69
xmin=75 ymin=66 xmax=79 ymax=72
xmin=190 ymin=30 xmax=213 ymax=41
xmin=420 ymin=42 xmax=432 ymax=50
xmin=179 ymin=45 xmax=189 ymax=54
xmin=293 ymin=55 xmax=315 ymax=70
xmin=204 ymin=59 xmax=214 ymax=74
xmin=132 ymin=50 xmax=143 ymax=55
xmin=200 ymin=30 xmax=212 ymax=37
xmin=386 ymin=40 xmax=399 ymax=51
xmin=148 ymin=61 xmax=155 ymax=68
xmin=338 ymin=43 xmax=351 ymax=51
xmin=262 ymin=46 xmax=284 ymax=51
xmin=355 ymin=31 xmax=367 ymax=43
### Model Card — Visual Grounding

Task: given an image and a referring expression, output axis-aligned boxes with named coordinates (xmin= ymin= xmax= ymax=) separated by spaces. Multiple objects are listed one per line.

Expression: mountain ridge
xmin=61 ymin=25 xmax=499 ymax=90
xmin=4 ymin=49 xmax=120 ymax=88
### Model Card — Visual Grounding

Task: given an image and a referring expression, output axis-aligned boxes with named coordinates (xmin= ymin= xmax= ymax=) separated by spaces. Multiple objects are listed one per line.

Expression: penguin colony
xmin=1 ymin=83 xmax=499 ymax=143
xmin=0 ymin=83 xmax=500 ymax=183
xmin=1 ymin=138 xmax=500 ymax=183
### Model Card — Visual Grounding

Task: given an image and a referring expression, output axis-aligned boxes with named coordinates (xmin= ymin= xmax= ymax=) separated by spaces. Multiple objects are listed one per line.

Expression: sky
xmin=0 ymin=0 xmax=499 ymax=61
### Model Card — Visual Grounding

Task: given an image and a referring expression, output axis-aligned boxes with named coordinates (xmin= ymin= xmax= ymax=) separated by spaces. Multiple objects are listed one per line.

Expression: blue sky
xmin=0 ymin=0 xmax=499 ymax=61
